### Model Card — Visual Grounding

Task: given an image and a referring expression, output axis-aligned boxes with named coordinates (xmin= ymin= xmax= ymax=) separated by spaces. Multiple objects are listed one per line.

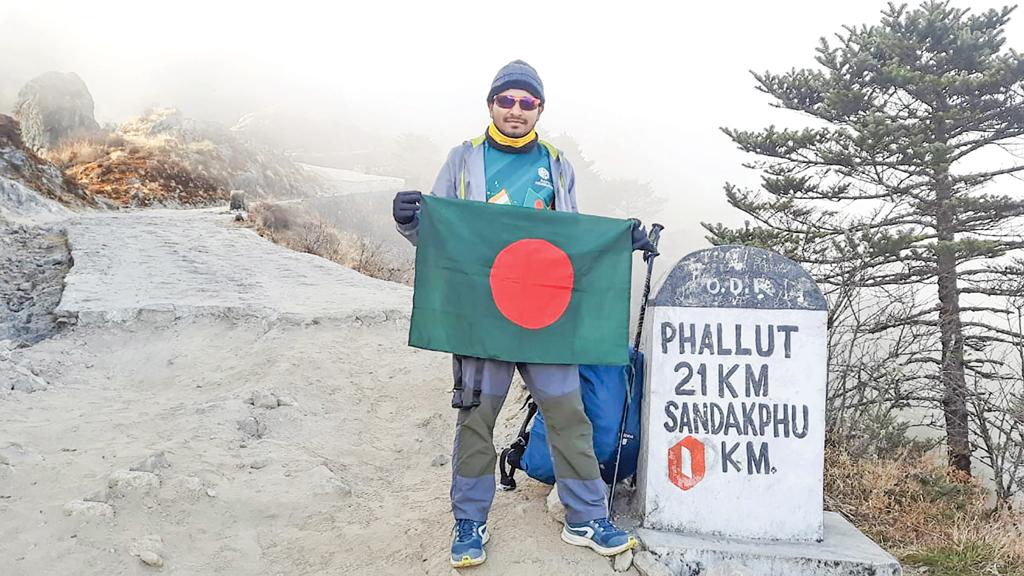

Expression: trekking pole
xmin=608 ymin=223 xmax=664 ymax=517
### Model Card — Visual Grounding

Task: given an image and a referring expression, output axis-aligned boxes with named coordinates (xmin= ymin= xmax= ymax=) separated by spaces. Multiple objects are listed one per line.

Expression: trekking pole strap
xmin=498 ymin=448 xmax=517 ymax=491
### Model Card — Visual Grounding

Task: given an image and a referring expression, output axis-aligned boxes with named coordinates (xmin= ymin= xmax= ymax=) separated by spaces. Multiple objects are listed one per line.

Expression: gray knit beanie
xmin=487 ymin=60 xmax=545 ymax=103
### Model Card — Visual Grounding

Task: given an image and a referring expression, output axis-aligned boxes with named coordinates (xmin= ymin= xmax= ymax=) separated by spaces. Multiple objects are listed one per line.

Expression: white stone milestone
xmin=638 ymin=246 xmax=827 ymax=542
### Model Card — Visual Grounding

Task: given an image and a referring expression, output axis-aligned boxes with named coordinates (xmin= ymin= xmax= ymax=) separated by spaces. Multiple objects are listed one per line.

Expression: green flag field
xmin=409 ymin=196 xmax=632 ymax=365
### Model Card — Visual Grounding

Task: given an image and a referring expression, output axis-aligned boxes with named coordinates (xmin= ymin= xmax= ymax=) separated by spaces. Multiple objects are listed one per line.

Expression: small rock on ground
xmin=237 ymin=416 xmax=267 ymax=439
xmin=633 ymin=550 xmax=672 ymax=576
xmin=430 ymin=454 xmax=448 ymax=467
xmin=139 ymin=551 xmax=164 ymax=567
xmin=0 ymin=360 xmax=48 ymax=392
xmin=129 ymin=534 xmax=164 ymax=557
xmin=62 ymin=499 xmax=114 ymax=518
xmin=248 ymin=457 xmax=270 ymax=470
xmin=130 ymin=451 xmax=170 ymax=474
xmin=250 ymin=389 xmax=280 ymax=409
xmin=107 ymin=469 xmax=160 ymax=497
xmin=613 ymin=548 xmax=634 ymax=572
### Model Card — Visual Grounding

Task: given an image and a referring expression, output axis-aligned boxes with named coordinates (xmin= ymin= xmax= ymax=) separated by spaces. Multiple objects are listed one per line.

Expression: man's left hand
xmin=630 ymin=219 xmax=659 ymax=261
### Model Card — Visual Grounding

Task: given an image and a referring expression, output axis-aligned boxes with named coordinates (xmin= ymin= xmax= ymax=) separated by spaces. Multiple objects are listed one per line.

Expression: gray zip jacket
xmin=396 ymin=134 xmax=579 ymax=245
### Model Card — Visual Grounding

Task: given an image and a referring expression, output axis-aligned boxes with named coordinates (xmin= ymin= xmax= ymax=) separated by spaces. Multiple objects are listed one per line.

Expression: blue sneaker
xmin=561 ymin=517 xmax=637 ymax=556
xmin=450 ymin=519 xmax=489 ymax=568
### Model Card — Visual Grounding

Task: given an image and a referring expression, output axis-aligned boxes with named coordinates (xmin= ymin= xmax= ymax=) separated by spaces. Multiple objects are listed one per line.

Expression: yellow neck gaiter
xmin=487 ymin=122 xmax=537 ymax=148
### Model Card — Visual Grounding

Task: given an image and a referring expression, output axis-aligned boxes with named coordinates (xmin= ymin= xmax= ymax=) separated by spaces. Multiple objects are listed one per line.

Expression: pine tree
xmin=706 ymin=1 xmax=1024 ymax=475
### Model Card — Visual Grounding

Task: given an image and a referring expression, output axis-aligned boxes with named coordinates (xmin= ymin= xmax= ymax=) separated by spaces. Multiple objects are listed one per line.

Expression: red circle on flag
xmin=489 ymin=239 xmax=574 ymax=330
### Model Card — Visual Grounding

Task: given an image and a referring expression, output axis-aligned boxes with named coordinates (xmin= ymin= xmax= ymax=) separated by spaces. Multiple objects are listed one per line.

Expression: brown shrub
xmin=296 ymin=218 xmax=342 ymax=258
xmin=825 ymin=443 xmax=1024 ymax=574
xmin=253 ymin=202 xmax=299 ymax=233
xmin=244 ymin=201 xmax=413 ymax=285
xmin=337 ymin=234 xmax=414 ymax=285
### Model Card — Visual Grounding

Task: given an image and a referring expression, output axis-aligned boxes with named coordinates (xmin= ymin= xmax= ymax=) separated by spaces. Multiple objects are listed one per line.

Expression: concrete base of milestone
xmin=634 ymin=512 xmax=901 ymax=576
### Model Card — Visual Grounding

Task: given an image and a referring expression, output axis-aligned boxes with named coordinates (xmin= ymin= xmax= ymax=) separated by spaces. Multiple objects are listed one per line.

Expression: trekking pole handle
xmin=631 ymin=223 xmax=665 ymax=353
xmin=648 ymin=223 xmax=664 ymax=250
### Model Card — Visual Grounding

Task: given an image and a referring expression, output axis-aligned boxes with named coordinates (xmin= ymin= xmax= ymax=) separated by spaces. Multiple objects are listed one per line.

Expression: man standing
xmin=392 ymin=60 xmax=655 ymax=568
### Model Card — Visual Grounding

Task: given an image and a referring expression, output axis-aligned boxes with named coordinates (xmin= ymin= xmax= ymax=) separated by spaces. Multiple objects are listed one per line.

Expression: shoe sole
xmin=450 ymin=530 xmax=490 ymax=568
xmin=560 ymin=528 xmax=637 ymax=557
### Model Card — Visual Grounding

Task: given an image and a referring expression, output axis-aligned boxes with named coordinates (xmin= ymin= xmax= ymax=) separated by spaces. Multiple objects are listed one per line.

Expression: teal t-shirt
xmin=484 ymin=142 xmax=555 ymax=210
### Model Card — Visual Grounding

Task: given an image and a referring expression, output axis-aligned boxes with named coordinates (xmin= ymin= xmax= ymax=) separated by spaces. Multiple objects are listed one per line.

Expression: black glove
xmin=393 ymin=191 xmax=423 ymax=225
xmin=630 ymin=218 xmax=658 ymax=260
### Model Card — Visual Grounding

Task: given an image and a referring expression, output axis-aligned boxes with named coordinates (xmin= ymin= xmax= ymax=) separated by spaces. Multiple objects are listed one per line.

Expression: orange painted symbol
xmin=668 ymin=435 xmax=706 ymax=491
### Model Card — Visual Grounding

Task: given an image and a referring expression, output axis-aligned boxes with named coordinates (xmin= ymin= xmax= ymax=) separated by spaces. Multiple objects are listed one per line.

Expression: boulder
xmin=14 ymin=72 xmax=100 ymax=152
xmin=229 ymin=190 xmax=247 ymax=211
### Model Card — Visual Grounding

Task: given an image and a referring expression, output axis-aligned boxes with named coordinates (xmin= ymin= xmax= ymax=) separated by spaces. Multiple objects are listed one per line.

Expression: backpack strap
xmin=458 ymin=136 xmax=487 ymax=199
xmin=539 ymin=139 xmax=559 ymax=160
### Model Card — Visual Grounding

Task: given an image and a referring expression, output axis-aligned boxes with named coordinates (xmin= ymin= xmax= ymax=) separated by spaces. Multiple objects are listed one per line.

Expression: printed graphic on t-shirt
xmin=485 ymin=144 xmax=555 ymax=210
xmin=489 ymin=189 xmax=512 ymax=205
xmin=524 ymin=189 xmax=548 ymax=210
xmin=534 ymin=167 xmax=553 ymax=192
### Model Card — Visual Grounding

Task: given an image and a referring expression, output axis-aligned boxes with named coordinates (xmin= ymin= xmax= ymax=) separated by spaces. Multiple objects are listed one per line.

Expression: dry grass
xmin=62 ymin=144 xmax=227 ymax=207
xmin=826 ymin=444 xmax=1024 ymax=574
xmin=42 ymin=132 xmax=128 ymax=169
xmin=245 ymin=201 xmax=413 ymax=285
xmin=41 ymin=131 xmax=229 ymax=207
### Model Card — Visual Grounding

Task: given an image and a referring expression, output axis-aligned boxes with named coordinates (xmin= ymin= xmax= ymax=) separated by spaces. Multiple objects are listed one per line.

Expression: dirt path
xmin=0 ymin=208 xmax=633 ymax=575
xmin=55 ymin=208 xmax=411 ymax=326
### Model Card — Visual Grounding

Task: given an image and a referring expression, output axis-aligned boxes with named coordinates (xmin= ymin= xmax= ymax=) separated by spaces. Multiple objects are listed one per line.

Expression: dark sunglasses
xmin=493 ymin=94 xmax=541 ymax=111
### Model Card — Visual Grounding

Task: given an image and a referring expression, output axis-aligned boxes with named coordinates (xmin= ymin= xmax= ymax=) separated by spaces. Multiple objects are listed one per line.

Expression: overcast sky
xmin=1 ymin=0 xmax=1020 ymax=260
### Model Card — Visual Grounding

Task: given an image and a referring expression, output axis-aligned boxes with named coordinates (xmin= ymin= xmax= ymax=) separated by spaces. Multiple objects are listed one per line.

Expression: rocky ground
xmin=0 ymin=207 xmax=639 ymax=576
xmin=0 ymin=222 xmax=70 ymax=346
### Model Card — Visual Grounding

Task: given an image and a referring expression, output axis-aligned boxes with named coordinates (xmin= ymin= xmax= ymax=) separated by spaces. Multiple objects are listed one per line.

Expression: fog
xmin=2 ymin=0 xmax=1020 ymax=270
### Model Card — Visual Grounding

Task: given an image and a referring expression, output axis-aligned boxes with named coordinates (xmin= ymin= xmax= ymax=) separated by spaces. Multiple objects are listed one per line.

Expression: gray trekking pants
xmin=450 ymin=355 xmax=608 ymax=523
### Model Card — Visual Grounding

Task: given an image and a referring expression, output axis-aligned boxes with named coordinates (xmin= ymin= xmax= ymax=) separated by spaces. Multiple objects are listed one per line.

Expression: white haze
xmin=1 ymin=0 xmax=1021 ymax=267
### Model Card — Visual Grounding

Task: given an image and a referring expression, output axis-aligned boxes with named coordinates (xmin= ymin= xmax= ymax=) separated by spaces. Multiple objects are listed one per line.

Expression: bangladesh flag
xmin=409 ymin=195 xmax=632 ymax=365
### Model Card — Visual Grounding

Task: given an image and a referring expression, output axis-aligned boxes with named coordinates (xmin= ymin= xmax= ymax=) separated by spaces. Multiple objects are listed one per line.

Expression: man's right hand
xmin=630 ymin=218 xmax=659 ymax=261
xmin=393 ymin=191 xmax=423 ymax=225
